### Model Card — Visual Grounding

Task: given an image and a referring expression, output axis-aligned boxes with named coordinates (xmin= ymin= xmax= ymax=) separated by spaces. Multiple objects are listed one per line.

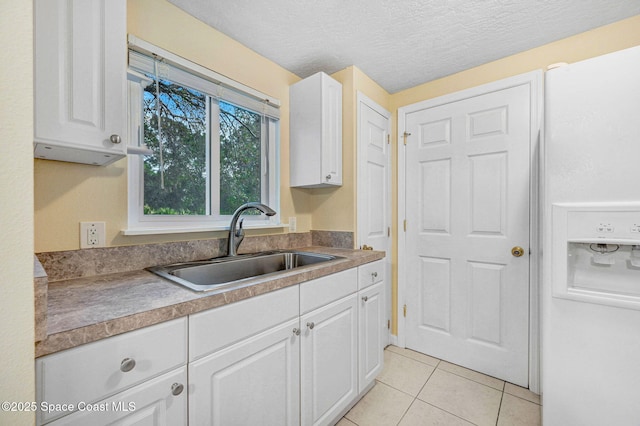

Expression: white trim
xmin=397 ymin=70 xmax=543 ymax=392
xmin=356 ymin=91 xmax=392 ymax=346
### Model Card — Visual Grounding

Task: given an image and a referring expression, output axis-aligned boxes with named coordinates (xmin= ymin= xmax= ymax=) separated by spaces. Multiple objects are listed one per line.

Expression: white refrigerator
xmin=543 ymin=45 xmax=640 ymax=425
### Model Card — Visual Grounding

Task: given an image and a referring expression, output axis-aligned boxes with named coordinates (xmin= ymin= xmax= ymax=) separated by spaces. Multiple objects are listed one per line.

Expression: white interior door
xmin=357 ymin=93 xmax=391 ymax=345
xmin=403 ymin=83 xmax=531 ymax=386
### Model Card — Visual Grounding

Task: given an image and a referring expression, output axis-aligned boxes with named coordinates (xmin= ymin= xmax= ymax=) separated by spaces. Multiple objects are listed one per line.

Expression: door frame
xmin=357 ymin=91 xmax=392 ymax=346
xmin=397 ymin=71 xmax=543 ymax=392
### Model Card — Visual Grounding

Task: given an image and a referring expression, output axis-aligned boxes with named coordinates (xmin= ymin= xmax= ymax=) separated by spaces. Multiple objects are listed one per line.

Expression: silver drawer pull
xmin=307 ymin=322 xmax=315 ymax=330
xmin=371 ymin=272 xmax=378 ymax=279
xmin=171 ymin=383 xmax=184 ymax=396
xmin=293 ymin=328 xmax=301 ymax=336
xmin=120 ymin=358 xmax=136 ymax=372
xmin=362 ymin=296 xmax=369 ymax=302
xmin=325 ymin=174 xmax=332 ymax=180
xmin=109 ymin=134 xmax=122 ymax=144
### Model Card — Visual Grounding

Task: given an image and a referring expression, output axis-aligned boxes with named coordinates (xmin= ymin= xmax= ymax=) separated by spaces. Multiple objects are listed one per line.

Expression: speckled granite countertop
xmin=36 ymin=247 xmax=384 ymax=358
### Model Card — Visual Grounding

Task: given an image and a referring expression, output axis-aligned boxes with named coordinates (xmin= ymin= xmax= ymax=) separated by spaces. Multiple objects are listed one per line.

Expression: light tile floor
xmin=338 ymin=345 xmax=541 ymax=426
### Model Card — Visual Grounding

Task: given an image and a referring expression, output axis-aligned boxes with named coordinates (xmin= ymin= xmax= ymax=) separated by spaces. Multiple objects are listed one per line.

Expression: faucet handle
xmin=235 ymin=218 xmax=245 ymax=237
xmin=234 ymin=218 xmax=245 ymax=252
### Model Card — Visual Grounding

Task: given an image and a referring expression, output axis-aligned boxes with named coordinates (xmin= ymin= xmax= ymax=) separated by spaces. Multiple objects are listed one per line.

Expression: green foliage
xmin=219 ymin=103 xmax=262 ymax=215
xmin=142 ymin=78 xmax=262 ymax=217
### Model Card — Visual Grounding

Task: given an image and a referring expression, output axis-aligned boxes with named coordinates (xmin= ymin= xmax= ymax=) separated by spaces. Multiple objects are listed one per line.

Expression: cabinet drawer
xmin=300 ymin=268 xmax=357 ymax=315
xmin=189 ymin=285 xmax=299 ymax=361
xmin=36 ymin=317 xmax=187 ymax=425
xmin=358 ymin=260 xmax=384 ymax=290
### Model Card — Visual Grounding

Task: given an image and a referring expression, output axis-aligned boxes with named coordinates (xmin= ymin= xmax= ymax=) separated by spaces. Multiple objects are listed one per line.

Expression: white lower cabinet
xmin=47 ymin=367 xmax=187 ymax=426
xmin=358 ymin=282 xmax=385 ymax=393
xmin=189 ymin=318 xmax=301 ymax=426
xmin=300 ymin=294 xmax=358 ymax=426
xmin=36 ymin=263 xmax=385 ymax=426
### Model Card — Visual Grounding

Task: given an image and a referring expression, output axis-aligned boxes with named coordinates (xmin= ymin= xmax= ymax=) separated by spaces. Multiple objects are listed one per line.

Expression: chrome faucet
xmin=227 ymin=202 xmax=276 ymax=256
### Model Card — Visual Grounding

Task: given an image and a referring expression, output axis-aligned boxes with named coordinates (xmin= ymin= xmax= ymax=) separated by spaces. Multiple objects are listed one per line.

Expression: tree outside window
xmin=142 ymin=78 xmax=263 ymax=217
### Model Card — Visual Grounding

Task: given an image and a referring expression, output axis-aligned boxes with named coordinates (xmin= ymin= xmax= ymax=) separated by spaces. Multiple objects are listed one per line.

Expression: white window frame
xmin=123 ymin=39 xmax=280 ymax=235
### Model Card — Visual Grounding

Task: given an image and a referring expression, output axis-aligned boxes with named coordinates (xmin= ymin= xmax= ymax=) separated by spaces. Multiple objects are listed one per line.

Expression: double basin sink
xmin=148 ymin=250 xmax=342 ymax=292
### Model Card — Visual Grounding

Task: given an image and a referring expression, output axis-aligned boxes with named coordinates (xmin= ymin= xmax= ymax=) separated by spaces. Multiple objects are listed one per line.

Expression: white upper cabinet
xmin=290 ymin=72 xmax=343 ymax=188
xmin=34 ymin=0 xmax=127 ymax=166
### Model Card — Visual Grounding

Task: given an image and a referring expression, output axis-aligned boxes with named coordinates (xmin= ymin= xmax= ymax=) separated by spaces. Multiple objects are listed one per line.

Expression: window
xmin=126 ymin=42 xmax=279 ymax=232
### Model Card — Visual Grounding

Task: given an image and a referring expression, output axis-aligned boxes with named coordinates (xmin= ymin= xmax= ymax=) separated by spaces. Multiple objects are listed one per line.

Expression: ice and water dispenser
xmin=552 ymin=203 xmax=640 ymax=310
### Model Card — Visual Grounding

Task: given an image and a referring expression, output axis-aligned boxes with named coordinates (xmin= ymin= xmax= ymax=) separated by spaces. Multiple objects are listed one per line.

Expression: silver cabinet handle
xmin=120 ymin=358 xmax=136 ymax=372
xmin=171 ymin=383 xmax=184 ymax=396
xmin=293 ymin=328 xmax=301 ymax=336
xmin=307 ymin=322 xmax=315 ymax=330
xmin=371 ymin=272 xmax=378 ymax=279
xmin=110 ymin=134 xmax=122 ymax=144
xmin=362 ymin=296 xmax=369 ymax=302
xmin=325 ymin=174 xmax=332 ymax=180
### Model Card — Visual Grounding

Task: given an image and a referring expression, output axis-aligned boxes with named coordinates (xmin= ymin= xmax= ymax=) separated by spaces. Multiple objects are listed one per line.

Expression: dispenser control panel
xmin=567 ymin=209 xmax=640 ymax=242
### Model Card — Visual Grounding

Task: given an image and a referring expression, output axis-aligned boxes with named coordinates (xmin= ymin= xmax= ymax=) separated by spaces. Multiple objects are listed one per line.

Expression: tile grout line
xmin=394 ymin=396 xmax=417 ymax=426
xmin=495 ymin=389 xmax=505 ymax=426
xmin=503 ymin=391 xmax=542 ymax=406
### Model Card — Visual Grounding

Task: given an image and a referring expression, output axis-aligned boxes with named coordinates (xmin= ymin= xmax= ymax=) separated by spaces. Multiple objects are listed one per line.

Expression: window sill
xmin=121 ymin=223 xmax=290 ymax=236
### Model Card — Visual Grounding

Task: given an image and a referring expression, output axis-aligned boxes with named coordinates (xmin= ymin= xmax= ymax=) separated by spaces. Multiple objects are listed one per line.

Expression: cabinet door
xmin=301 ymin=294 xmax=358 ymax=426
xmin=47 ymin=367 xmax=187 ymax=426
xmin=321 ymin=74 xmax=343 ymax=185
xmin=290 ymin=72 xmax=342 ymax=188
xmin=189 ymin=318 xmax=301 ymax=426
xmin=34 ymin=0 xmax=127 ymax=165
xmin=358 ymin=282 xmax=385 ymax=393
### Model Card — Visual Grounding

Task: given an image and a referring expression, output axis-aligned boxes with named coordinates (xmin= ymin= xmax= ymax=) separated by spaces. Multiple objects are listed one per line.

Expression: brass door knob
xmin=511 ymin=246 xmax=525 ymax=257
xmin=361 ymin=245 xmax=373 ymax=250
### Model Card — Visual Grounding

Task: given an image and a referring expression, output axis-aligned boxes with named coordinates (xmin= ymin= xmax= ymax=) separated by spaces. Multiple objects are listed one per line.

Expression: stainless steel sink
xmin=147 ymin=251 xmax=342 ymax=292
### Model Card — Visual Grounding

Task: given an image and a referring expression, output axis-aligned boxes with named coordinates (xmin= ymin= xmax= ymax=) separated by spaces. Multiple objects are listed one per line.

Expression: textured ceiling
xmin=168 ymin=0 xmax=640 ymax=93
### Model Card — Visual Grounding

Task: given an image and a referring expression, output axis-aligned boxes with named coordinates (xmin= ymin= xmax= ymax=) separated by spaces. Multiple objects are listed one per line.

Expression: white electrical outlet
xmin=289 ymin=217 xmax=297 ymax=233
xmin=80 ymin=222 xmax=106 ymax=248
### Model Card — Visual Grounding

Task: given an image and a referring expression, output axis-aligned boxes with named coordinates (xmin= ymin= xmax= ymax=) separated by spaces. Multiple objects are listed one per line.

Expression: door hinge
xmin=403 ymin=131 xmax=411 ymax=145
xmin=387 ymin=319 xmax=390 ymax=329
xmin=403 ymin=304 xmax=407 ymax=317
xmin=403 ymin=220 xmax=407 ymax=232
xmin=387 ymin=227 xmax=390 ymax=237
xmin=387 ymin=134 xmax=390 ymax=144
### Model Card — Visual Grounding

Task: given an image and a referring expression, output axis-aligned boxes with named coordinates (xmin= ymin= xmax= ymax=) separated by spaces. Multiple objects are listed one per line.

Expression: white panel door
xmin=404 ymin=84 xmax=531 ymax=386
xmin=358 ymin=95 xmax=391 ymax=254
xmin=189 ymin=319 xmax=300 ymax=426
xmin=357 ymin=93 xmax=391 ymax=345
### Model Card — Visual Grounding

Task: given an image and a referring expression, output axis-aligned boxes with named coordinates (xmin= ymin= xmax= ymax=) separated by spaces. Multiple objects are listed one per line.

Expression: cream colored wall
xmin=388 ymin=14 xmax=640 ymax=335
xmin=0 ymin=1 xmax=35 ymax=425
xmin=309 ymin=66 xmax=391 ymax=243
xmin=34 ymin=0 xmax=309 ymax=253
